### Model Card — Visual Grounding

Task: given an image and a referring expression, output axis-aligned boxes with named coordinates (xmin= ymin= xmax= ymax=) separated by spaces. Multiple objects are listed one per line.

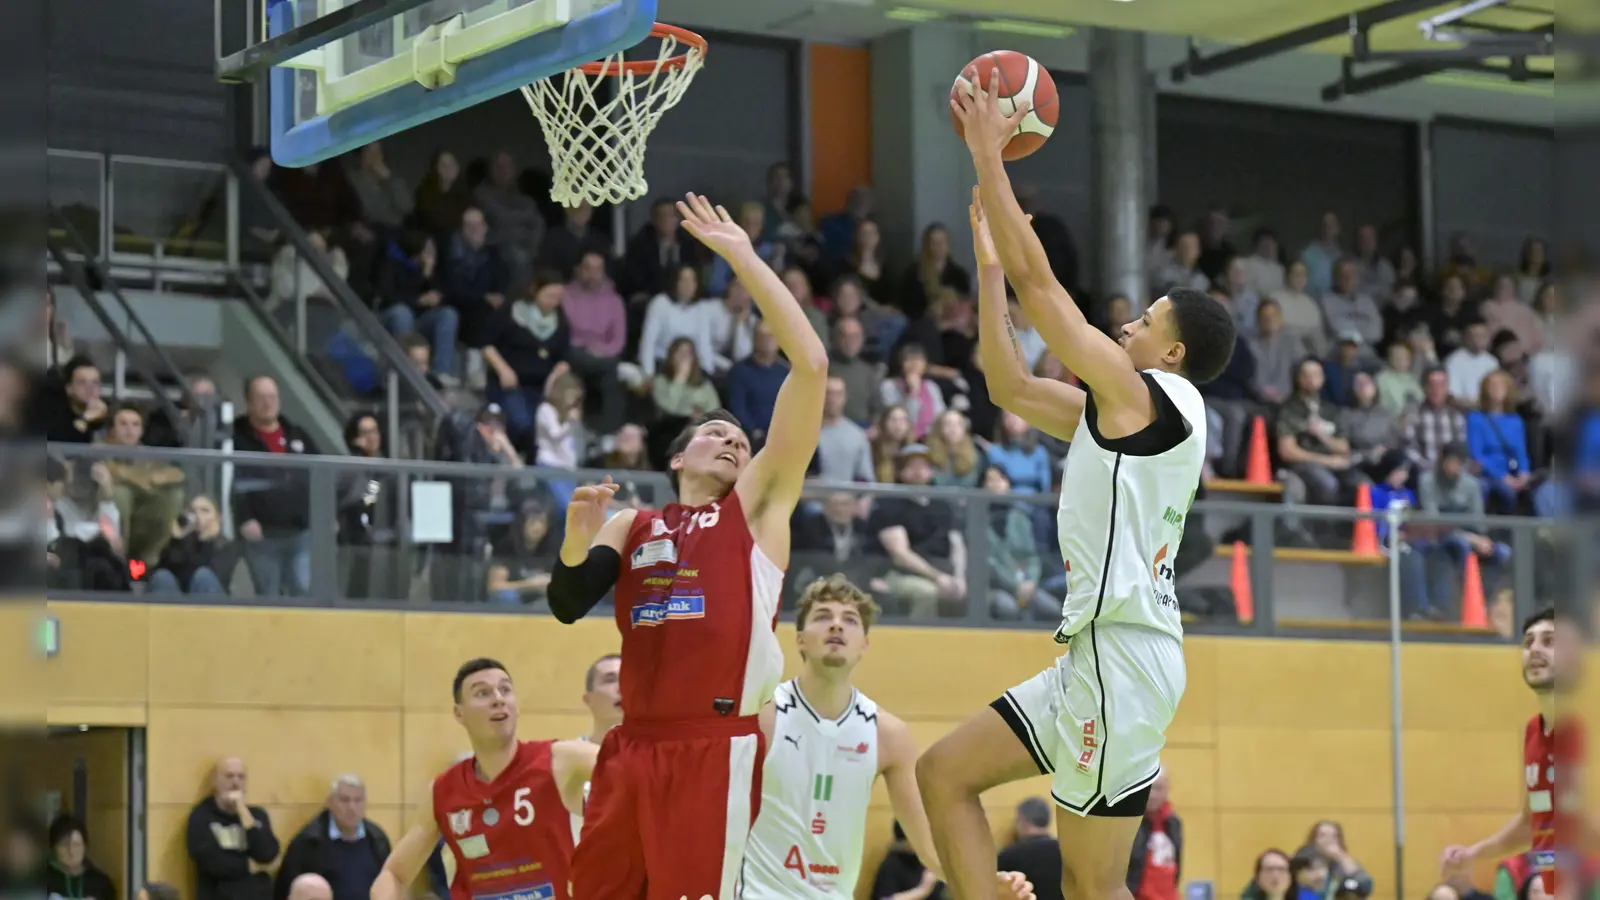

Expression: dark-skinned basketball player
xmin=369 ymin=658 xmax=598 ymax=900
xmin=548 ymin=192 xmax=830 ymax=900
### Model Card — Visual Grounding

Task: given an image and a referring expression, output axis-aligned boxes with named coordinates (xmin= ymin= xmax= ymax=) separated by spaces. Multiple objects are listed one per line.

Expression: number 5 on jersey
xmin=513 ymin=787 xmax=536 ymax=825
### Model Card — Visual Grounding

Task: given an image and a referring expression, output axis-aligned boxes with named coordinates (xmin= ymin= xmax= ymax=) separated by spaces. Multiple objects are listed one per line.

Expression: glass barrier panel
xmin=109 ymin=158 xmax=230 ymax=262
xmin=48 ymin=152 xmax=105 ymax=258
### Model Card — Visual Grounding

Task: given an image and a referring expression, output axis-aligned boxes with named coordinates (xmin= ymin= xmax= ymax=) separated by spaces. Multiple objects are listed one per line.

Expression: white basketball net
xmin=520 ymin=31 xmax=705 ymax=208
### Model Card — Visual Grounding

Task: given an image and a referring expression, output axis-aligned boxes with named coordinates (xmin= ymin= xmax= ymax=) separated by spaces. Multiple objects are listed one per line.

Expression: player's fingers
xmin=674 ymin=200 xmax=697 ymax=224
xmin=714 ymin=205 xmax=734 ymax=224
xmin=694 ymin=193 xmax=719 ymax=221
xmin=948 ymin=97 xmax=967 ymax=122
xmin=986 ymin=67 xmax=1002 ymax=100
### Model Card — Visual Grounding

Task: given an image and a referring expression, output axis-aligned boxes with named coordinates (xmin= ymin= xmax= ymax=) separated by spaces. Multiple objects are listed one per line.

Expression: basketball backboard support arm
xmin=1167 ymin=0 xmax=1447 ymax=82
xmin=216 ymin=0 xmax=436 ymax=82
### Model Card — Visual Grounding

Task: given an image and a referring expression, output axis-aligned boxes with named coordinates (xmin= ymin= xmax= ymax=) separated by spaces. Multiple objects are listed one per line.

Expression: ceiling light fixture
xmin=884 ymin=6 xmax=946 ymax=21
xmin=974 ymin=18 xmax=1075 ymax=38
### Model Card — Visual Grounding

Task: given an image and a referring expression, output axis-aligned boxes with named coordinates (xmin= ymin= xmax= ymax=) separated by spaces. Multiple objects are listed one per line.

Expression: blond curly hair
xmin=794 ymin=574 xmax=882 ymax=633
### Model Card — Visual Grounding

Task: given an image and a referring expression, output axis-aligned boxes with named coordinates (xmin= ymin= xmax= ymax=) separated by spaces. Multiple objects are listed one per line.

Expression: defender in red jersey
xmin=1441 ymin=609 xmax=1587 ymax=894
xmin=370 ymin=659 xmax=598 ymax=900
xmin=548 ymin=192 xmax=830 ymax=900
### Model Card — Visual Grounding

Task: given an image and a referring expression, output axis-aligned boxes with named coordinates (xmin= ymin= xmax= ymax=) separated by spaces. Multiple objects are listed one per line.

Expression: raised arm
xmin=952 ymin=74 xmax=1150 ymax=422
xmin=550 ymin=739 xmax=601 ymax=816
xmin=370 ymin=788 xmax=442 ymax=900
xmin=676 ymin=193 xmax=829 ymax=524
xmin=549 ymin=481 xmax=636 ymax=624
xmin=971 ymin=189 xmax=1084 ymax=442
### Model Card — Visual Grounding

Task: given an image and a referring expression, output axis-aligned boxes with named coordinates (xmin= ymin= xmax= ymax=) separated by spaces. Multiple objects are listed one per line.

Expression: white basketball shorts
xmin=991 ymin=622 xmax=1185 ymax=816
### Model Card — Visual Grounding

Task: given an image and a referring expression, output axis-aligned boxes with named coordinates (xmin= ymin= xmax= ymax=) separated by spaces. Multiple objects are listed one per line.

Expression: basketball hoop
xmin=521 ymin=23 xmax=707 ymax=208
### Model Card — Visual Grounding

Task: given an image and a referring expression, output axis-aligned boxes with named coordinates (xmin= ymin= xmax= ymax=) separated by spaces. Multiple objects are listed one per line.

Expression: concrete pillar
xmin=1088 ymin=28 xmax=1150 ymax=310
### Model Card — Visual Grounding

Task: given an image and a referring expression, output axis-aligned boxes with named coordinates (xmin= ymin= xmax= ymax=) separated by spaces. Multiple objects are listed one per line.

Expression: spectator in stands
xmin=538 ymin=201 xmax=608 ymax=281
xmin=999 ymin=799 xmax=1062 ymax=900
xmin=827 ymin=316 xmax=883 ymax=425
xmin=622 ymin=198 xmax=696 ymax=299
xmin=814 ymin=376 xmax=874 ymax=483
xmin=1379 ymin=284 xmax=1428 ymax=354
xmin=1320 ymin=331 xmax=1365 ymax=408
xmin=269 ymin=161 xmax=375 ymax=297
xmin=1243 ymin=228 xmax=1286 ymax=297
xmin=339 ymin=413 xmax=399 ymax=598
xmin=274 ymin=775 xmax=390 ymax=900
xmin=187 ymin=757 xmax=278 ymax=900
xmin=402 ymin=336 xmax=445 ymax=393
xmin=1445 ymin=320 xmax=1499 ymax=408
xmin=758 ymin=161 xmax=797 ymax=241
xmin=1439 ymin=231 xmax=1493 ymax=292
xmin=1376 ymin=342 xmax=1423 ymax=416
xmin=1249 ymin=299 xmax=1296 ymax=404
xmin=891 ymin=288 xmax=973 ymax=403
xmin=637 ymin=265 xmax=710 ymax=378
xmin=846 ymin=217 xmax=888 ymax=303
xmin=872 ymin=443 xmax=965 ymax=619
xmin=1103 ymin=295 xmax=1134 ymax=339
xmin=1352 ymin=224 xmax=1395 ymax=300
xmin=346 ymin=142 xmax=412 ymax=235
xmin=443 ymin=207 xmax=510 ymax=347
xmin=590 ymin=421 xmax=650 ymax=471
xmin=981 ymin=465 xmax=1055 ymax=621
xmin=1270 ymin=260 xmax=1329 ymax=357
xmin=268 ymin=229 xmax=347 ymax=315
xmin=1196 ymin=205 xmax=1236 ymax=282
xmin=102 ymin=403 xmax=186 ymax=564
xmin=986 ymin=411 xmax=1053 ymax=496
xmin=779 ymin=266 xmax=830 ymax=342
xmin=879 ymin=344 xmax=945 ymax=440
xmin=45 ymin=814 xmax=116 ymax=900
xmin=45 ymin=458 xmax=128 ymax=592
xmin=1243 ymin=850 xmax=1294 ymax=900
xmin=1199 ymin=307 xmax=1260 ymax=478
xmin=481 ymin=271 xmax=570 ymax=443
xmin=1003 ymin=298 xmax=1048 ymax=373
xmin=1299 ymin=211 xmax=1343 ymax=297
xmin=901 ymin=223 xmax=970 ymax=321
xmin=870 ymin=821 xmax=942 ymax=900
xmin=1414 ymin=442 xmax=1508 ymax=612
xmin=1480 ymin=274 xmax=1544 ymax=354
xmin=1219 ymin=255 xmax=1262 ymax=338
xmin=41 ymin=356 xmax=108 ymax=443
xmin=1289 ymin=851 xmax=1329 ymax=900
xmin=1128 ymin=772 xmax=1181 ymax=900
xmin=926 ymin=410 xmax=982 ymax=488
xmin=871 ymin=405 xmax=912 ymax=483
xmin=1321 ymin=259 xmax=1385 ymax=348
xmin=1527 ymin=288 xmax=1575 ymax=423
xmin=706 ymin=202 xmax=785 ymax=299
xmin=1467 ymin=370 xmax=1532 ymax=513
xmin=828 ymin=275 xmax=901 ymax=366
xmin=1152 ymin=231 xmax=1209 ymax=297
xmin=1430 ymin=274 xmax=1473 ymax=359
xmin=533 ymin=371 xmax=584 ymax=488
xmin=1515 ymin=238 xmax=1550 ymax=303
xmin=145 ymin=375 xmax=219 ymax=449
xmin=700 ymin=279 xmax=759 ymax=378
xmin=780 ymin=197 xmax=829 ymax=291
xmin=1145 ymin=205 xmax=1175 ymax=275
xmin=562 ymin=249 xmax=631 ymax=434
xmin=239 ymin=149 xmax=283 ymax=260
xmin=1407 ymin=366 xmax=1469 ymax=467
xmin=473 ymin=151 xmax=544 ymax=289
xmin=1342 ymin=370 xmax=1404 ymax=474
xmin=651 ymin=338 xmax=722 ymax=438
xmin=1392 ymin=245 xmax=1423 ymax=292
xmin=726 ymin=321 xmax=786 ymax=449
xmin=790 ymin=492 xmax=878 ymax=596
xmin=1277 ymin=358 xmax=1359 ymax=508
xmin=486 ymin=499 xmax=557 ymax=605
xmin=1301 ymin=821 xmax=1372 ymax=897
xmin=232 ymin=375 xmax=319 ymax=597
xmin=376 ymin=231 xmax=459 ymax=384
xmin=818 ymin=185 xmax=873 ymax=262
xmin=412 ymin=151 xmax=472 ymax=242
xmin=41 ymin=289 xmax=75 ymax=376
xmin=148 ymin=494 xmax=237 ymax=596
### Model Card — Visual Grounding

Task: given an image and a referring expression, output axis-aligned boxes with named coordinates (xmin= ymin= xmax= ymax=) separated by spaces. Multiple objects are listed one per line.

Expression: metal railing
xmin=44 ymin=442 xmax=1579 ymax=643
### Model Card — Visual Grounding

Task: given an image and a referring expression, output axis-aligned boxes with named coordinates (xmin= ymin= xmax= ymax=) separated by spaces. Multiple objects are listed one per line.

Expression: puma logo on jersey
xmin=783 ymin=735 xmax=800 ymax=750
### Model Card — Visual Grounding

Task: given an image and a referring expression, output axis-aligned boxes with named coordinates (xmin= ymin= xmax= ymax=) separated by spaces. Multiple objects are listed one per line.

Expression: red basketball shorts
xmin=572 ymin=716 xmax=765 ymax=900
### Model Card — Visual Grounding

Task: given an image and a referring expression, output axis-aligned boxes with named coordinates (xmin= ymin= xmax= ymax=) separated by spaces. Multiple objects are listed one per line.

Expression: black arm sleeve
xmin=548 ymin=546 xmax=622 ymax=624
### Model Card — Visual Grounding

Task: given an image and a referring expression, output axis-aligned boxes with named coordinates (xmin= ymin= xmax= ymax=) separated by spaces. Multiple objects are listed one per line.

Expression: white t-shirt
xmin=534 ymin=403 xmax=580 ymax=469
xmin=1443 ymin=349 xmax=1501 ymax=405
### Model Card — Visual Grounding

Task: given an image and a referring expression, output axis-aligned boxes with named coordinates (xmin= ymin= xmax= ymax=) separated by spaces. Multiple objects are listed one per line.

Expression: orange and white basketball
xmin=950 ymin=50 xmax=1059 ymax=161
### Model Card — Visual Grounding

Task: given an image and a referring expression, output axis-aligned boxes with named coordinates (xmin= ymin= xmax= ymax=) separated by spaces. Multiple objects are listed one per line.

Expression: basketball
xmin=950 ymin=50 xmax=1058 ymax=161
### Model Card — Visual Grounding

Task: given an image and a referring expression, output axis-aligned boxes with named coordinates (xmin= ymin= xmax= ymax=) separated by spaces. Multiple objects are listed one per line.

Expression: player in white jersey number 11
xmin=741 ymin=575 xmax=1035 ymax=900
xmin=919 ymin=70 xmax=1238 ymax=900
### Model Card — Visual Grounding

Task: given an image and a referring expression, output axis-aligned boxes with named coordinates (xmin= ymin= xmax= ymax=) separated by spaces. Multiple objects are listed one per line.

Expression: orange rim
xmin=576 ymin=22 xmax=708 ymax=76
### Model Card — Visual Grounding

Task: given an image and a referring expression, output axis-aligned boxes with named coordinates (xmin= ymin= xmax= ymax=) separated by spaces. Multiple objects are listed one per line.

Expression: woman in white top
xmin=636 ymin=264 xmax=715 ymax=377
xmin=535 ymin=371 xmax=585 ymax=469
xmin=1269 ymin=260 xmax=1329 ymax=357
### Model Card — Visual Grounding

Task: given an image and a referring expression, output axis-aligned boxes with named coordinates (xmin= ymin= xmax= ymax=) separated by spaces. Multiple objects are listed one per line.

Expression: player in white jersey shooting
xmin=744 ymin=575 xmax=1036 ymax=900
xmin=920 ymin=72 xmax=1237 ymax=900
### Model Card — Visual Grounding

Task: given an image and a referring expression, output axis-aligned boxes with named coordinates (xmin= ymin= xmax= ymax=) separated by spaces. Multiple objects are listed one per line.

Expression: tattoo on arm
xmin=1003 ymin=312 xmax=1025 ymax=367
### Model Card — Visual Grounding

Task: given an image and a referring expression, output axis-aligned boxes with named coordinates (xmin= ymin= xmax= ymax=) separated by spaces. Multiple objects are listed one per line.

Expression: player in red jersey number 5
xmin=547 ymin=193 xmax=831 ymax=900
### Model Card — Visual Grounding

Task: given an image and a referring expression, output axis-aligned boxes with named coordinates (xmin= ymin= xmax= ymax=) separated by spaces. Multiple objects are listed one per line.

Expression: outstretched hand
xmin=951 ymin=68 xmax=1031 ymax=159
xmin=997 ymin=870 xmax=1036 ymax=900
xmin=565 ymin=477 xmax=619 ymax=545
xmin=676 ymin=192 xmax=752 ymax=259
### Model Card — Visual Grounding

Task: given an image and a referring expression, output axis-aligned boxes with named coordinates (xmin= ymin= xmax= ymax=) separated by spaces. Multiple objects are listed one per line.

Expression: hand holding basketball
xmin=676 ymin=193 xmax=750 ymax=259
xmin=950 ymin=51 xmax=1058 ymax=161
xmin=566 ymin=477 xmax=619 ymax=544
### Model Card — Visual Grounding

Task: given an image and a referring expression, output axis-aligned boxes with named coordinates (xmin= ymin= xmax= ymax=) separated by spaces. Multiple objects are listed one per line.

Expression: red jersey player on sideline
xmin=369 ymin=659 xmax=599 ymax=900
xmin=547 ymin=192 xmax=830 ymax=900
xmin=1440 ymin=608 xmax=1588 ymax=894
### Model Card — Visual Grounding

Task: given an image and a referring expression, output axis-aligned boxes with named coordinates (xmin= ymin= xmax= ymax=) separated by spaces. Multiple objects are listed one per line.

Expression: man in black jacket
xmin=273 ymin=775 xmax=390 ymax=900
xmin=231 ymin=376 xmax=321 ymax=597
xmin=186 ymin=757 xmax=279 ymax=900
xmin=997 ymin=798 xmax=1063 ymax=900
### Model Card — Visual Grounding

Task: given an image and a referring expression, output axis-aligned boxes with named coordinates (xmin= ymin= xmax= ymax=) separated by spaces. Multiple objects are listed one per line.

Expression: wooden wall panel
xmin=44 ymin=603 xmax=148 ymax=723
xmin=43 ymin=602 xmax=1540 ymax=900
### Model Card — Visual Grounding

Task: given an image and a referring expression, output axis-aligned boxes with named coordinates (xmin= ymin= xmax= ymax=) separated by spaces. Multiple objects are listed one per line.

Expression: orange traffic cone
xmin=1351 ymin=482 xmax=1380 ymax=556
xmin=1230 ymin=541 xmax=1254 ymax=624
xmin=1244 ymin=416 xmax=1272 ymax=484
xmin=1460 ymin=552 xmax=1488 ymax=628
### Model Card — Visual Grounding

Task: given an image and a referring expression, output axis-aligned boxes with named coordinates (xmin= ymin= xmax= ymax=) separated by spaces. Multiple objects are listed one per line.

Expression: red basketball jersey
xmin=432 ymin=740 xmax=575 ymax=900
xmin=1525 ymin=714 xmax=1559 ymax=892
xmin=614 ymin=489 xmax=785 ymax=722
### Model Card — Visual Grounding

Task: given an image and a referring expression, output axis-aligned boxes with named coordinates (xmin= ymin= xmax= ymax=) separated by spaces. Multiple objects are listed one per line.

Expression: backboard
xmin=227 ymin=0 xmax=658 ymax=167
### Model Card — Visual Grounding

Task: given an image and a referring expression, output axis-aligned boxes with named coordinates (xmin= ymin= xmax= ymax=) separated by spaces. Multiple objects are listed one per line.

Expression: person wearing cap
xmin=1321 ymin=329 xmax=1367 ymax=407
xmin=1321 ymin=259 xmax=1384 ymax=349
xmin=867 ymin=442 xmax=966 ymax=619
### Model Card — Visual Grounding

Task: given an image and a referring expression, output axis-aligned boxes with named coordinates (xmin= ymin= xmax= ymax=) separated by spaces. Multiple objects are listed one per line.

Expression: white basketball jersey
xmin=1054 ymin=369 xmax=1206 ymax=644
xmin=743 ymin=680 xmax=880 ymax=899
